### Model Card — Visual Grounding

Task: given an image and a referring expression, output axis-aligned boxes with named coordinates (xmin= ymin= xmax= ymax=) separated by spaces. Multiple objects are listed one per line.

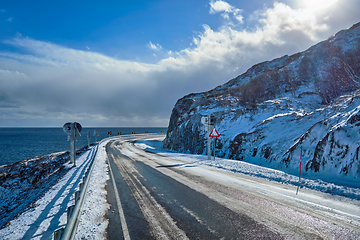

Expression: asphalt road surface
xmin=104 ymin=136 xmax=360 ymax=240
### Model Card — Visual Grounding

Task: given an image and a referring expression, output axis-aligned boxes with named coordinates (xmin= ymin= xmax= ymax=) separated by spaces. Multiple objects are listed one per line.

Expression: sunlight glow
xmin=298 ymin=0 xmax=339 ymax=11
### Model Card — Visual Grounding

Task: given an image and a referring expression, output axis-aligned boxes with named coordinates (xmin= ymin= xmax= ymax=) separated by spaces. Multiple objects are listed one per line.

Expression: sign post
xmin=63 ymin=122 xmax=82 ymax=166
xmin=201 ymin=115 xmax=211 ymax=160
xmin=296 ymin=145 xmax=303 ymax=195
xmin=94 ymin=129 xmax=99 ymax=142
xmin=299 ymin=145 xmax=302 ymax=181
xmin=87 ymin=130 xmax=91 ymax=148
xmin=209 ymin=127 xmax=220 ymax=160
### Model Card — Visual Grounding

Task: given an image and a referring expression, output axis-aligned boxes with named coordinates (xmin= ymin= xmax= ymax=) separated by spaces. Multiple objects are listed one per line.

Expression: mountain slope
xmin=162 ymin=22 xmax=360 ymax=183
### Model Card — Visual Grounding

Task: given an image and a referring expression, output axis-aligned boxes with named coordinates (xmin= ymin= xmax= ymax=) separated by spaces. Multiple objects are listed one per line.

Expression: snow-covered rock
xmin=163 ymin=22 xmax=360 ymax=183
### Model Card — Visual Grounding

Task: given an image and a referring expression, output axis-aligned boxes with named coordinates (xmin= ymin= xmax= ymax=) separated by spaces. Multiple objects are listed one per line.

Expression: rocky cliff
xmin=163 ymin=22 xmax=360 ymax=180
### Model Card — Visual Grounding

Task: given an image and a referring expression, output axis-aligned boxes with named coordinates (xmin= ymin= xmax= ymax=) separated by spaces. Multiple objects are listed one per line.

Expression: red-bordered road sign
xmin=209 ymin=127 xmax=220 ymax=137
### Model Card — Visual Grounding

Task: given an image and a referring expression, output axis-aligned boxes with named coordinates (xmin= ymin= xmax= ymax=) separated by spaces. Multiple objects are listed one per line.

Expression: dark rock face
xmin=163 ymin=22 xmax=360 ymax=178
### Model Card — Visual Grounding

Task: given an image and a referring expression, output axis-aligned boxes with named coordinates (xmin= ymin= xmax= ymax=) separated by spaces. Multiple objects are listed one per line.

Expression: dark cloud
xmin=0 ymin=91 xmax=20 ymax=108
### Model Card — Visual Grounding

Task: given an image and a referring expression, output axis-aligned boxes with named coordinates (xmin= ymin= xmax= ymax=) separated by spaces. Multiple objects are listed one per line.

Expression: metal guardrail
xmin=53 ymin=133 xmax=162 ymax=240
xmin=53 ymin=143 xmax=99 ymax=240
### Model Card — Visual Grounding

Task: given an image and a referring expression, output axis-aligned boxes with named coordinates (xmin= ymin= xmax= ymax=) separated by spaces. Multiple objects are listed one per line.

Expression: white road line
xmin=125 ymin=141 xmax=360 ymax=239
xmin=108 ymin=152 xmax=131 ymax=240
xmin=113 ymin=141 xmax=189 ymax=240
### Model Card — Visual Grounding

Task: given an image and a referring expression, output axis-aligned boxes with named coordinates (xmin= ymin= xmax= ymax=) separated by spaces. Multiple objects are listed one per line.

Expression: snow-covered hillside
xmin=0 ymin=146 xmax=90 ymax=229
xmin=163 ymin=22 xmax=360 ymax=184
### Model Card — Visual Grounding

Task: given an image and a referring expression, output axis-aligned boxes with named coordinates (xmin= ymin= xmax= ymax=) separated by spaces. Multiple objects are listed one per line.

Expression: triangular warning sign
xmin=209 ymin=127 xmax=220 ymax=137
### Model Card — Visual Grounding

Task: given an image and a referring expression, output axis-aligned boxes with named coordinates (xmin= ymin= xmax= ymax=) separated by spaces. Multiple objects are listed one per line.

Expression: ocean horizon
xmin=0 ymin=127 xmax=167 ymax=167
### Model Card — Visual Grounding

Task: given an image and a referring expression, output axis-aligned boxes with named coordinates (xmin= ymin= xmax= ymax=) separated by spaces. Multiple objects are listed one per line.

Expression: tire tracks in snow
xmin=109 ymin=140 xmax=188 ymax=240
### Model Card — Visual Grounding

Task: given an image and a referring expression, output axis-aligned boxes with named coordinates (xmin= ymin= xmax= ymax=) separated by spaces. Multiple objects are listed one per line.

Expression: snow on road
xmin=136 ymin=138 xmax=360 ymax=200
xmin=133 ymin=138 xmax=360 ymax=239
xmin=0 ymin=135 xmax=359 ymax=239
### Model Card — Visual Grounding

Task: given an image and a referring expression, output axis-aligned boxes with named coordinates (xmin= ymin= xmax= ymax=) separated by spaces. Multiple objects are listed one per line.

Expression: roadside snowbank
xmin=1 ymin=135 xmax=358 ymax=240
xmin=136 ymin=139 xmax=360 ymax=200
xmin=75 ymin=140 xmax=110 ymax=240
xmin=0 ymin=146 xmax=98 ymax=240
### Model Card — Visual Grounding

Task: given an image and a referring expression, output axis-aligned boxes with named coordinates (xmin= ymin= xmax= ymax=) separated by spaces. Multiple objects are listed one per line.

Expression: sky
xmin=0 ymin=0 xmax=359 ymax=127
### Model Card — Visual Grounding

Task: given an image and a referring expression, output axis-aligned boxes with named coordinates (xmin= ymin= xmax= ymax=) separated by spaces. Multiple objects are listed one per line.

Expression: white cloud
xmin=0 ymin=69 xmax=28 ymax=79
xmin=3 ymin=37 xmax=155 ymax=73
xmin=235 ymin=14 xmax=243 ymax=23
xmin=210 ymin=0 xmax=243 ymax=23
xmin=0 ymin=0 xmax=359 ymax=127
xmin=148 ymin=41 xmax=163 ymax=51
xmin=259 ymin=2 xmax=329 ymax=41
xmin=296 ymin=0 xmax=339 ymax=12
xmin=166 ymin=0 xmax=358 ymax=73
xmin=210 ymin=0 xmax=233 ymax=13
xmin=6 ymin=17 xmax=12 ymax=22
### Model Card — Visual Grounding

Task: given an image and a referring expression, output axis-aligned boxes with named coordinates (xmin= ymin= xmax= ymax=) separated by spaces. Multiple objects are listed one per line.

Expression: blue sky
xmin=1 ymin=0 xmax=220 ymax=62
xmin=0 ymin=0 xmax=359 ymax=127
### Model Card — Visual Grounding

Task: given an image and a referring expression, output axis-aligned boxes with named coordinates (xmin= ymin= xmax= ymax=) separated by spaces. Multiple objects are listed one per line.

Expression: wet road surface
xmin=104 ymin=136 xmax=360 ymax=239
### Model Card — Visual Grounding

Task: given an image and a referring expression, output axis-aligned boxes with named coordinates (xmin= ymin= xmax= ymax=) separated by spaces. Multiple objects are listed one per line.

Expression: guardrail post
xmin=67 ymin=205 xmax=75 ymax=223
xmin=75 ymin=191 xmax=80 ymax=204
xmin=53 ymin=227 xmax=64 ymax=240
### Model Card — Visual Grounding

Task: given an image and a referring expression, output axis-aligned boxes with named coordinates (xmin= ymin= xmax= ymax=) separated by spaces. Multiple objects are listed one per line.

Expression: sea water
xmin=0 ymin=127 xmax=167 ymax=166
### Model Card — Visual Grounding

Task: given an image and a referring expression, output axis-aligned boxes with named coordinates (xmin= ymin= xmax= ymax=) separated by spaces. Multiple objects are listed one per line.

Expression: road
xmin=104 ymin=135 xmax=360 ymax=240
